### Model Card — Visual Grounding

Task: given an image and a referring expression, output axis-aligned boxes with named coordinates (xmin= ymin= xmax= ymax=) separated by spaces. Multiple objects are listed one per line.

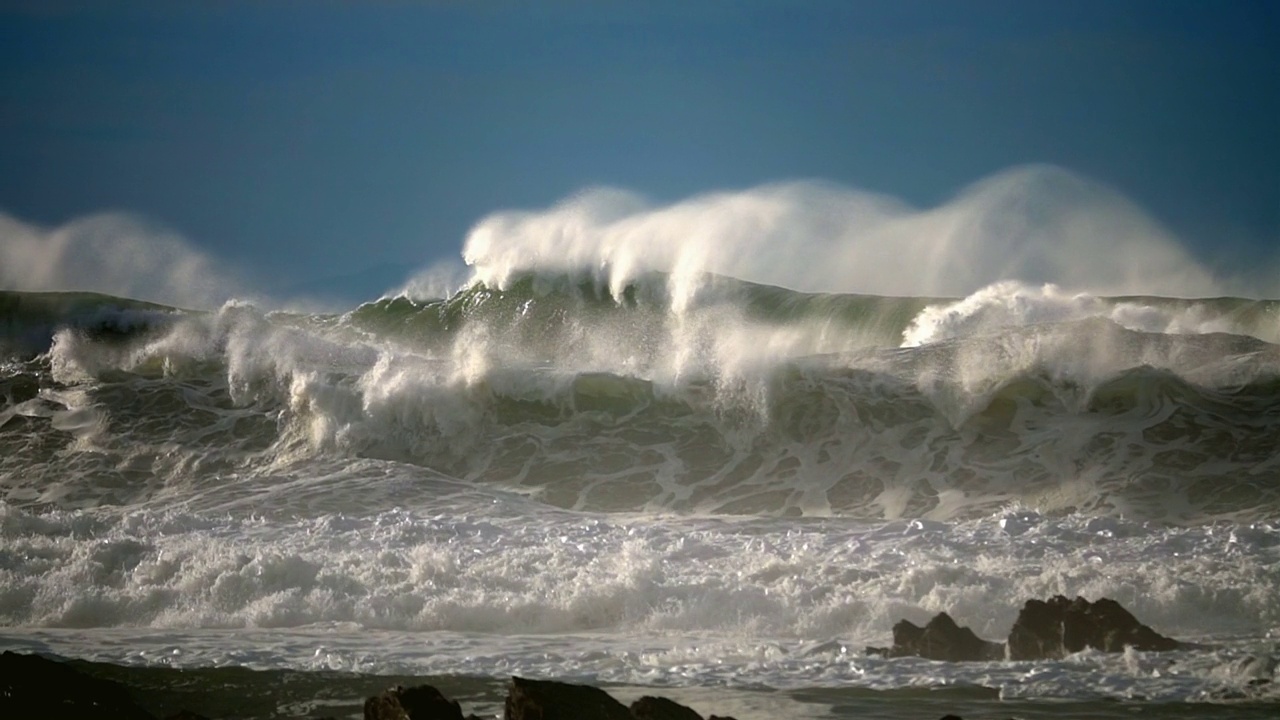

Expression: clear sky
xmin=1 ymin=0 xmax=1277 ymax=302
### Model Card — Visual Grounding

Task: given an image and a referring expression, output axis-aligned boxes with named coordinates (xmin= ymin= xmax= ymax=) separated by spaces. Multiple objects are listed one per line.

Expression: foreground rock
xmin=1007 ymin=595 xmax=1181 ymax=660
xmin=365 ymin=684 xmax=483 ymax=720
xmin=630 ymin=696 xmax=704 ymax=720
xmin=630 ymin=694 xmax=739 ymax=720
xmin=885 ymin=612 xmax=1005 ymax=662
xmin=0 ymin=650 xmax=157 ymax=720
xmin=503 ymin=678 xmax=738 ymax=720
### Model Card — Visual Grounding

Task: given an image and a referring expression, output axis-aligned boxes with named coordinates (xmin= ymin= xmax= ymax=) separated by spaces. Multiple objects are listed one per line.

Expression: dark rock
xmin=364 ymin=684 xmax=465 ymax=720
xmin=164 ymin=712 xmax=213 ymax=720
xmin=888 ymin=612 xmax=1004 ymax=662
xmin=630 ymin=695 xmax=703 ymax=720
xmin=1007 ymin=595 xmax=1180 ymax=660
xmin=504 ymin=676 xmax=632 ymax=720
xmin=0 ymin=651 xmax=157 ymax=720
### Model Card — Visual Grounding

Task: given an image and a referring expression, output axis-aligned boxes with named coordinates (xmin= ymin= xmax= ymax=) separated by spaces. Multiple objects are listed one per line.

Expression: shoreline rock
xmin=505 ymin=676 xmax=634 ymax=720
xmin=1 ymin=651 xmax=157 ymax=720
xmin=0 ymin=653 xmax=744 ymax=720
xmin=0 ymin=595 xmax=1183 ymax=720
xmin=365 ymin=684 xmax=480 ymax=720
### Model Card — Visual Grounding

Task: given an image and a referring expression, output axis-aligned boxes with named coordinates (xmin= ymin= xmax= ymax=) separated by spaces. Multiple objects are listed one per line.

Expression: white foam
xmin=2 ymin=496 xmax=1277 ymax=638
xmin=1 ymin=499 xmax=1277 ymax=702
xmin=903 ymin=281 xmax=1280 ymax=347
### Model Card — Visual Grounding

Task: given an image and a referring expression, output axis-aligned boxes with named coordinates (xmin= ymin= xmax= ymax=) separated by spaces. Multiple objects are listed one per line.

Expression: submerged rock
xmin=628 ymin=695 xmax=739 ymax=720
xmin=364 ymin=684 xmax=470 ymax=720
xmin=505 ymin=676 xmax=633 ymax=720
xmin=887 ymin=612 xmax=1004 ymax=662
xmin=1007 ymin=595 xmax=1180 ymax=660
xmin=630 ymin=696 xmax=703 ymax=720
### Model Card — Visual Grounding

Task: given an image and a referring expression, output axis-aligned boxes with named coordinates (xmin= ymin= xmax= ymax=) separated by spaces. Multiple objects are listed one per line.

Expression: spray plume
xmin=461 ymin=165 xmax=1231 ymax=304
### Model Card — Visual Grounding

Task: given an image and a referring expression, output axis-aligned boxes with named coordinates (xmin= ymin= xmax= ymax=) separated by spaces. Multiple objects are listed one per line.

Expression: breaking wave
xmin=4 ymin=274 xmax=1279 ymax=523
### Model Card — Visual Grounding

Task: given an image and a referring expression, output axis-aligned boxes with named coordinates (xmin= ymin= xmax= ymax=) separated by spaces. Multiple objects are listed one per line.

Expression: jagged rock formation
xmin=874 ymin=596 xmax=1183 ymax=663
xmin=886 ymin=612 xmax=1005 ymax=662
xmin=1006 ymin=595 xmax=1181 ymax=660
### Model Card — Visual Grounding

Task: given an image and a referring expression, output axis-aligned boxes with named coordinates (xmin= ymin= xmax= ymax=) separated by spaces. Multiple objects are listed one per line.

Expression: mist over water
xmin=459 ymin=165 xmax=1239 ymax=303
xmin=3 ymin=165 xmax=1268 ymax=307
xmin=0 ymin=211 xmax=249 ymax=310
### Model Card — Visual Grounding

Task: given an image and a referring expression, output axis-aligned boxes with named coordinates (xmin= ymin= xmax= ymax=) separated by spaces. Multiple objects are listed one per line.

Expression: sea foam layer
xmin=2 ymin=488 xmax=1278 ymax=637
xmin=2 ymin=496 xmax=1278 ymax=702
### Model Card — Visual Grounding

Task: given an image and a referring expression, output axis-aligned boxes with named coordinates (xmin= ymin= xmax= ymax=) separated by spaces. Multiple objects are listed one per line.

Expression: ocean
xmin=2 ymin=270 xmax=1279 ymax=718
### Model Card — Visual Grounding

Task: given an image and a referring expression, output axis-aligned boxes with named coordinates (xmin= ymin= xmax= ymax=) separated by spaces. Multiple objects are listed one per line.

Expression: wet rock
xmin=364 ymin=684 xmax=465 ymax=720
xmin=630 ymin=695 xmax=704 ymax=720
xmin=0 ymin=651 xmax=157 ymax=720
xmin=627 ymin=695 xmax=738 ymax=720
xmin=504 ymin=676 xmax=632 ymax=720
xmin=888 ymin=612 xmax=1004 ymax=662
xmin=1007 ymin=595 xmax=1180 ymax=660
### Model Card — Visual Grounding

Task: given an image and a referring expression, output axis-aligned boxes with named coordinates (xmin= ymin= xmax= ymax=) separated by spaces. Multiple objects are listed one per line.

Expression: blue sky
xmin=1 ymin=0 xmax=1276 ymax=301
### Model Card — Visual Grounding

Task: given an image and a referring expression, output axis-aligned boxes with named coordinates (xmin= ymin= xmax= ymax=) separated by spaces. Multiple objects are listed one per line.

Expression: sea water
xmin=3 ymin=274 xmax=1279 ymax=718
xmin=3 ymin=171 xmax=1280 ymax=718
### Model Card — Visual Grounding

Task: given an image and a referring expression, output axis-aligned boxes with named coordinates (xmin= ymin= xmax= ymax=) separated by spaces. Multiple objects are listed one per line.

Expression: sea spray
xmin=462 ymin=167 xmax=1229 ymax=300
xmin=5 ymin=281 xmax=1280 ymax=523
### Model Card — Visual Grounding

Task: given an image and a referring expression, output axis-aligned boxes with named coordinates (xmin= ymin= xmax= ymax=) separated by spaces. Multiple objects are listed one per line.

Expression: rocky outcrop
xmin=885 ymin=612 xmax=1005 ymax=662
xmin=876 ymin=596 xmax=1183 ymax=662
xmin=1006 ymin=595 xmax=1181 ymax=660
